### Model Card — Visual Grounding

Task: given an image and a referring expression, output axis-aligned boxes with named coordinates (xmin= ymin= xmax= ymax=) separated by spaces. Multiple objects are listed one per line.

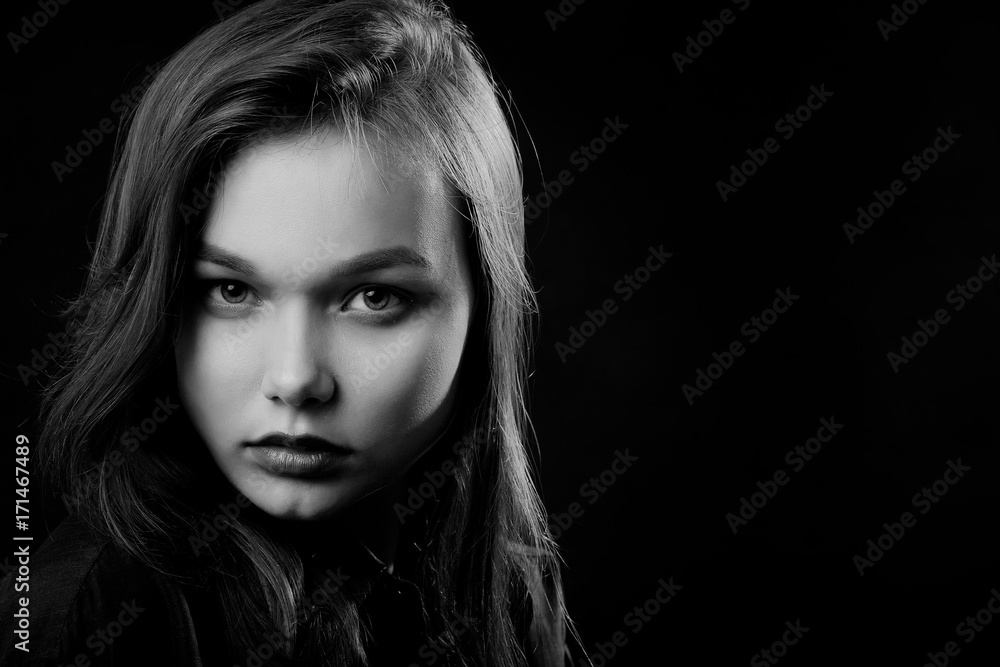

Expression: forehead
xmin=200 ymin=130 xmax=460 ymax=273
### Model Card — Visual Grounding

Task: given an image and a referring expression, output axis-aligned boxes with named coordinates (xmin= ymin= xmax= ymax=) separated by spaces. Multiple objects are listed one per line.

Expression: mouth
xmin=244 ymin=433 xmax=353 ymax=478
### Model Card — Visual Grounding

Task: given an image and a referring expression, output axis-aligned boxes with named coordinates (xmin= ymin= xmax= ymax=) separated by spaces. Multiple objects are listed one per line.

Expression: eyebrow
xmin=195 ymin=243 xmax=433 ymax=277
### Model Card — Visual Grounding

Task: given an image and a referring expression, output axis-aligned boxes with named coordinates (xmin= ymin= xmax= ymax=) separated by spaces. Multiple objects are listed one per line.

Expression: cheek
xmin=175 ymin=315 xmax=258 ymax=442
xmin=341 ymin=315 xmax=466 ymax=443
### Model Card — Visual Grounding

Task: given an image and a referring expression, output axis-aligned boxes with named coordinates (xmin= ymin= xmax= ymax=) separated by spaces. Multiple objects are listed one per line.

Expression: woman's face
xmin=174 ymin=130 xmax=474 ymax=522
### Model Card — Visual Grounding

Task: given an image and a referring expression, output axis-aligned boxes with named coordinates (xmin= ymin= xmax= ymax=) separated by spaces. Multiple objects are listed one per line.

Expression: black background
xmin=3 ymin=0 xmax=998 ymax=665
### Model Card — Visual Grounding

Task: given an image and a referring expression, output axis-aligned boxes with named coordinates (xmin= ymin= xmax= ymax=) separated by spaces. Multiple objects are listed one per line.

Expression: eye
xmin=200 ymin=279 xmax=260 ymax=314
xmin=344 ymin=286 xmax=410 ymax=315
xmin=217 ymin=281 xmax=249 ymax=304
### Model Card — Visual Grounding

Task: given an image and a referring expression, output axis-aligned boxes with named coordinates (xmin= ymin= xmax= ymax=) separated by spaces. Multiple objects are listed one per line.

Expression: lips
xmin=245 ymin=433 xmax=353 ymax=478
xmin=248 ymin=433 xmax=353 ymax=454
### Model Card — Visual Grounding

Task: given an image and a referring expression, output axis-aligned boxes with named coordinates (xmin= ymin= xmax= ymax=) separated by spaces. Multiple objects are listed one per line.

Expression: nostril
xmin=263 ymin=367 xmax=336 ymax=407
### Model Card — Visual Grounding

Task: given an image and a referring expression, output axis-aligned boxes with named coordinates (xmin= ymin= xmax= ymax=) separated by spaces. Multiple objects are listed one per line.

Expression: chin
xmin=241 ymin=477 xmax=353 ymax=522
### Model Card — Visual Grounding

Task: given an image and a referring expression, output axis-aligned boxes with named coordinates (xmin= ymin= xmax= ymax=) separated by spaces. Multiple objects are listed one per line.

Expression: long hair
xmin=38 ymin=0 xmax=575 ymax=664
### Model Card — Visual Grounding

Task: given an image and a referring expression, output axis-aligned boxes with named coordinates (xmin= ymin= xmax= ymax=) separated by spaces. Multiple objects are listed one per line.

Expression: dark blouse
xmin=0 ymin=516 xmax=567 ymax=666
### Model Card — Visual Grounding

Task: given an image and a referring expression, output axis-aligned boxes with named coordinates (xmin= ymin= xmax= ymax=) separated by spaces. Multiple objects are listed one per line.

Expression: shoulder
xmin=0 ymin=515 xmax=202 ymax=666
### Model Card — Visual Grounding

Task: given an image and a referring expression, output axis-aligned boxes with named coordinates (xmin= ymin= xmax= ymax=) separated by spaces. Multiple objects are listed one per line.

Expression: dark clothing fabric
xmin=0 ymin=516 xmax=565 ymax=666
xmin=1 ymin=517 xmax=203 ymax=666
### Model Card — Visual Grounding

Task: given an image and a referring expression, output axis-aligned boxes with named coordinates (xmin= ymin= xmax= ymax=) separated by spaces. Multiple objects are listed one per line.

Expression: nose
xmin=260 ymin=300 xmax=335 ymax=408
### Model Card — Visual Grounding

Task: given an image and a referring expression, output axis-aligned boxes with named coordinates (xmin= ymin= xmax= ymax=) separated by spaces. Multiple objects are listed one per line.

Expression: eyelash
xmin=197 ymin=279 xmax=413 ymax=320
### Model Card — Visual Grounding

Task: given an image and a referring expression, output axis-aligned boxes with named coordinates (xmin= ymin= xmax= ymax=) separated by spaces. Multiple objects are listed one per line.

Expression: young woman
xmin=1 ymin=1 xmax=579 ymax=664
